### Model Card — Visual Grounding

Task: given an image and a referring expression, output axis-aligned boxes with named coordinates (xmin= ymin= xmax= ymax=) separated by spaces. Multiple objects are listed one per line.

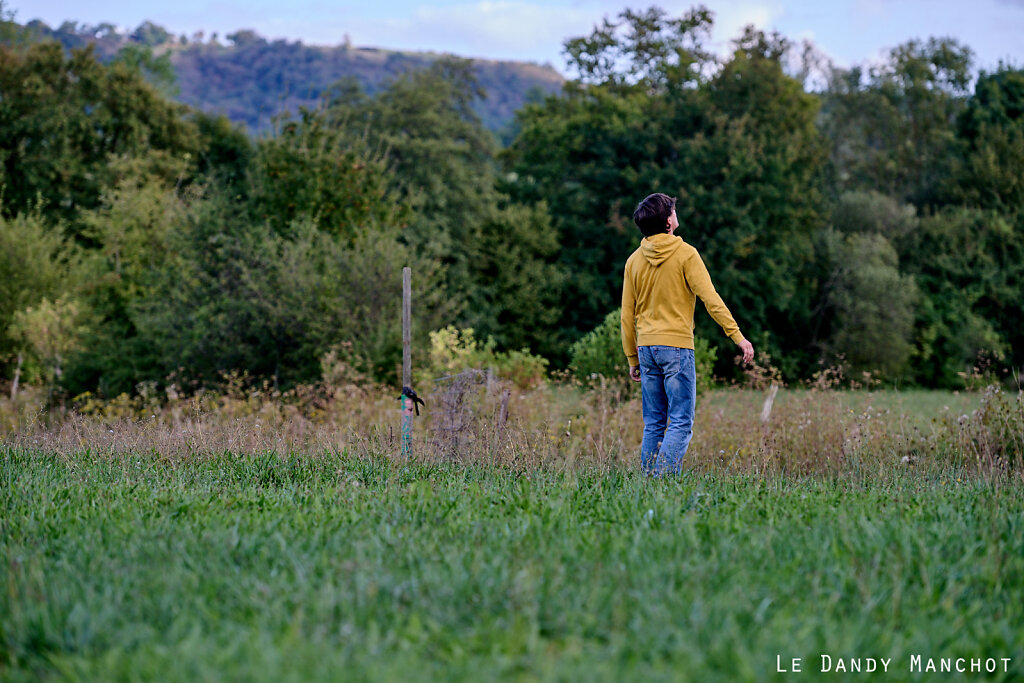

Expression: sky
xmin=9 ymin=0 xmax=1024 ymax=74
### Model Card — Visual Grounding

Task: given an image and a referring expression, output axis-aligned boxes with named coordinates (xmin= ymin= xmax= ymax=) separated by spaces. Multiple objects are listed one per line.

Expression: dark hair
xmin=632 ymin=193 xmax=676 ymax=237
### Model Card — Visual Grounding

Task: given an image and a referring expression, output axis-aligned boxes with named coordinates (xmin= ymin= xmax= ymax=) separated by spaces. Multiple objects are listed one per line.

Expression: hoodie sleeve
xmin=621 ymin=261 xmax=639 ymax=366
xmin=684 ymin=249 xmax=746 ymax=345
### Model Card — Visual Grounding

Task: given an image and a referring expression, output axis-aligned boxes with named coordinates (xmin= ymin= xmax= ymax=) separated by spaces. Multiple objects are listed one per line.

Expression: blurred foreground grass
xmin=2 ymin=448 xmax=1023 ymax=681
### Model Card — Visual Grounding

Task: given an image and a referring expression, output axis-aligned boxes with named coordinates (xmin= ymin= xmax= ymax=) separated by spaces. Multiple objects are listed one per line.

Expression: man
xmin=622 ymin=192 xmax=755 ymax=475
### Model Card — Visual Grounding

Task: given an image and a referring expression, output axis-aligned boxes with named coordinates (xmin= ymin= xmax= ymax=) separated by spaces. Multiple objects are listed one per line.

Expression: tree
xmin=133 ymin=213 xmax=452 ymax=388
xmin=0 ymin=42 xmax=198 ymax=227
xmin=247 ymin=106 xmax=404 ymax=242
xmin=504 ymin=84 xmax=660 ymax=349
xmin=819 ymin=38 xmax=972 ymax=207
xmin=817 ymin=230 xmax=918 ymax=380
xmin=326 ymin=59 xmax=567 ymax=358
xmin=9 ymin=298 xmax=86 ymax=399
xmin=61 ymin=163 xmax=193 ymax=396
xmin=0 ymin=0 xmax=26 ymax=46
xmin=192 ymin=110 xmax=254 ymax=190
xmin=945 ymin=67 xmax=1024 ymax=375
xmin=505 ymin=8 xmax=718 ymax=358
xmin=110 ymin=43 xmax=178 ymax=96
xmin=562 ymin=5 xmax=713 ymax=90
xmin=130 ymin=21 xmax=171 ymax=47
xmin=687 ymin=27 xmax=826 ymax=376
xmin=829 ymin=191 xmax=917 ymax=245
xmin=900 ymin=209 xmax=1016 ymax=386
xmin=950 ymin=67 xmax=1024 ymax=213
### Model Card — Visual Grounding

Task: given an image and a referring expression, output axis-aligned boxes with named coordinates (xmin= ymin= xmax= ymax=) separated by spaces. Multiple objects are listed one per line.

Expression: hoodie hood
xmin=640 ymin=233 xmax=683 ymax=266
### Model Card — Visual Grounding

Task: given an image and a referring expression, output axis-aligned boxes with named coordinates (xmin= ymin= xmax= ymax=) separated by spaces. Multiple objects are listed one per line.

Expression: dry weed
xmin=2 ymin=369 xmax=1021 ymax=479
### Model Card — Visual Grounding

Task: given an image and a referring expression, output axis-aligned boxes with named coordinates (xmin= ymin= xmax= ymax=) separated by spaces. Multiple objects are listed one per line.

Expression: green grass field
xmin=3 ymin=447 xmax=1022 ymax=681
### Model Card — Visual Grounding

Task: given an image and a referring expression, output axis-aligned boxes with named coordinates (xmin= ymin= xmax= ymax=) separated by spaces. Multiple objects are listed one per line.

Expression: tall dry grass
xmin=2 ymin=368 xmax=1021 ymax=479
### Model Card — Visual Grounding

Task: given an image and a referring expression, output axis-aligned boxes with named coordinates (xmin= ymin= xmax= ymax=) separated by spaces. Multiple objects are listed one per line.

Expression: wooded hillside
xmin=17 ymin=18 xmax=564 ymax=135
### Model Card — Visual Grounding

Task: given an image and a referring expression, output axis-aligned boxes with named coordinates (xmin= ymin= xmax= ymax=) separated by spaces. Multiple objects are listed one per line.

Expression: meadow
xmin=2 ymin=379 xmax=1023 ymax=680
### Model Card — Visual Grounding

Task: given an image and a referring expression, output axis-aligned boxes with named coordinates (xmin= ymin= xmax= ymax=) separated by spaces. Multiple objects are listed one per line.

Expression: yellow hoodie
xmin=621 ymin=233 xmax=745 ymax=366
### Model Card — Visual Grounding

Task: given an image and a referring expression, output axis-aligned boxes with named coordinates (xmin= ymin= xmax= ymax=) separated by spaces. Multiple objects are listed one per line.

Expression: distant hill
xmin=15 ymin=20 xmax=565 ymax=137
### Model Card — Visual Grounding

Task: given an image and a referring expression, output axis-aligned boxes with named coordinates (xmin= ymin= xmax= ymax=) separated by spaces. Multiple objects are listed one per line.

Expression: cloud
xmin=705 ymin=2 xmax=786 ymax=53
xmin=336 ymin=1 xmax=790 ymax=68
xmin=339 ymin=1 xmax=597 ymax=63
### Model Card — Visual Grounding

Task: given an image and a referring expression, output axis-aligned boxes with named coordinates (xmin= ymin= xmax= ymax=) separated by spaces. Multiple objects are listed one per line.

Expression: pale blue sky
xmin=9 ymin=0 xmax=1024 ymax=73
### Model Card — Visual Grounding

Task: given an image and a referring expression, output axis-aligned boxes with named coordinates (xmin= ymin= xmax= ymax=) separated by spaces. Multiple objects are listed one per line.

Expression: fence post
xmin=401 ymin=267 xmax=413 ymax=456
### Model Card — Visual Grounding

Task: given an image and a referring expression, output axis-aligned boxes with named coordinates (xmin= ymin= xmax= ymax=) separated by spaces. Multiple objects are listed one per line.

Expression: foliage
xmin=0 ymin=210 xmax=81 ymax=369
xmin=563 ymin=5 xmax=713 ymax=89
xmin=60 ymin=168 xmax=193 ymax=396
xmin=192 ymin=110 xmax=254 ymax=188
xmin=248 ymin=107 xmax=404 ymax=241
xmin=327 ymin=60 xmax=567 ymax=358
xmin=829 ymin=190 xmax=917 ymax=243
xmin=816 ymin=230 xmax=918 ymax=380
xmin=900 ymin=208 xmax=1018 ymax=387
xmin=687 ymin=27 xmax=826 ymax=377
xmin=819 ymin=37 xmax=973 ymax=207
xmin=1 ymin=5 xmax=1023 ymax=395
xmin=132 ymin=213 xmax=451 ymax=390
xmin=568 ymin=310 xmax=625 ymax=383
xmin=8 ymin=298 xmax=85 ymax=390
xmin=948 ymin=67 xmax=1024 ymax=213
xmin=424 ymin=326 xmax=548 ymax=389
xmin=503 ymin=85 xmax=652 ymax=347
xmin=0 ymin=41 xmax=198 ymax=226
xmin=0 ymin=0 xmax=24 ymax=46
xmin=109 ymin=43 xmax=177 ymax=95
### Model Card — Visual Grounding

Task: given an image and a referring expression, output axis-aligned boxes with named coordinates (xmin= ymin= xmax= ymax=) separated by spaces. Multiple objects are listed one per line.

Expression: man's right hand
xmin=629 ymin=365 xmax=641 ymax=383
xmin=738 ymin=339 xmax=755 ymax=365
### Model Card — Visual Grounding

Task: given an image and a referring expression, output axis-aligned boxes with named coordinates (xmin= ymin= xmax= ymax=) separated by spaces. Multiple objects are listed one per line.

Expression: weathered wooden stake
xmin=403 ymin=267 xmax=411 ymax=388
xmin=400 ymin=267 xmax=413 ymax=456
xmin=10 ymin=352 xmax=22 ymax=399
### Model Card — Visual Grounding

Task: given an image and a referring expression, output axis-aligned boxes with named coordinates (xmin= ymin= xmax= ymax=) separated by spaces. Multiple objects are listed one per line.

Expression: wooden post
xmin=403 ymin=267 xmax=411 ymax=388
xmin=10 ymin=352 xmax=22 ymax=399
xmin=401 ymin=267 xmax=413 ymax=456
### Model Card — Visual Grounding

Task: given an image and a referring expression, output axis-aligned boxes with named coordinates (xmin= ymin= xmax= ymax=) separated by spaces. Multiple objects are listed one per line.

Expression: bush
xmin=569 ymin=309 xmax=719 ymax=393
xmin=422 ymin=326 xmax=547 ymax=389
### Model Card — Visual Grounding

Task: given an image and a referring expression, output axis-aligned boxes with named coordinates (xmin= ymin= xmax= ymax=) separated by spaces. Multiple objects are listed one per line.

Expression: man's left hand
xmin=738 ymin=339 xmax=754 ymax=365
xmin=629 ymin=365 xmax=641 ymax=383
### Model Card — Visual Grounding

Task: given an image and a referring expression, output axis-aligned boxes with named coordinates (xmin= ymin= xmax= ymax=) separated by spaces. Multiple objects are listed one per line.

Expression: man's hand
xmin=629 ymin=365 xmax=641 ymax=383
xmin=738 ymin=339 xmax=755 ymax=365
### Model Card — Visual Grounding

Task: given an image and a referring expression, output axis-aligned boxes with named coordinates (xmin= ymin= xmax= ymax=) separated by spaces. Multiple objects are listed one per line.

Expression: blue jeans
xmin=639 ymin=345 xmax=696 ymax=476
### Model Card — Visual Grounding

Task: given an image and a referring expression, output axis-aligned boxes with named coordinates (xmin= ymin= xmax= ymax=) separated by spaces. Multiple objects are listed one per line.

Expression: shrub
xmin=422 ymin=326 xmax=547 ymax=389
xmin=568 ymin=310 xmax=623 ymax=384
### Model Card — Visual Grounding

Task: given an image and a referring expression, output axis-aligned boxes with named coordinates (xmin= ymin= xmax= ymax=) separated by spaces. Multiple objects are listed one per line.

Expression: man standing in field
xmin=622 ymin=193 xmax=755 ymax=476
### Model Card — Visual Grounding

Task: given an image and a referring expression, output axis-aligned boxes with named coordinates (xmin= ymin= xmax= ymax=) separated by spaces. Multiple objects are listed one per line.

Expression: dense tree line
xmin=1 ymin=4 xmax=1022 ymax=398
